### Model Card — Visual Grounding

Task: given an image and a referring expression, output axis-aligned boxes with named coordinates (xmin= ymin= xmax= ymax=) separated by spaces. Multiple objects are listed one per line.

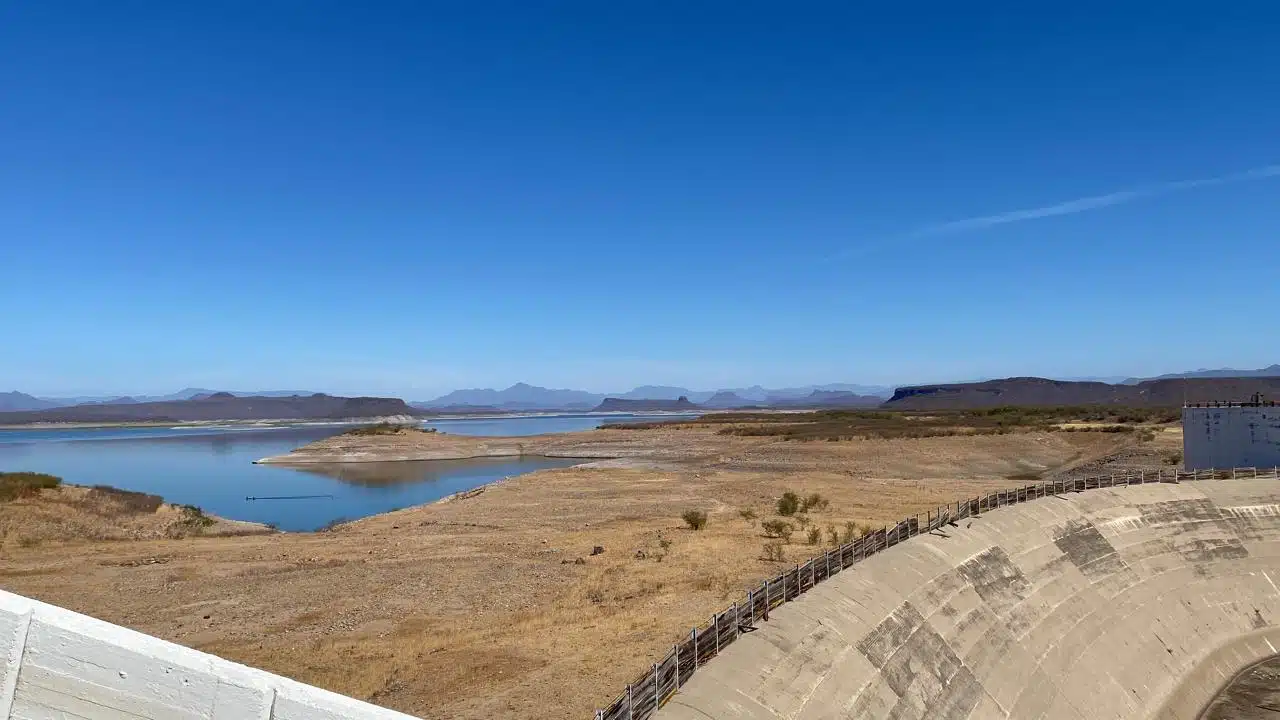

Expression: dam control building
xmin=1183 ymin=395 xmax=1280 ymax=471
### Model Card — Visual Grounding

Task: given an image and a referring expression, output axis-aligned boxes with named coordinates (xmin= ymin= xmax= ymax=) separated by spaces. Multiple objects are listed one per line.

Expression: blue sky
xmin=3 ymin=2 xmax=1278 ymax=398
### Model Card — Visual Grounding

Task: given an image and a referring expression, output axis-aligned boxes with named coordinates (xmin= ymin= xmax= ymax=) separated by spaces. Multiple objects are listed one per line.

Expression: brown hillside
xmin=884 ymin=376 xmax=1280 ymax=409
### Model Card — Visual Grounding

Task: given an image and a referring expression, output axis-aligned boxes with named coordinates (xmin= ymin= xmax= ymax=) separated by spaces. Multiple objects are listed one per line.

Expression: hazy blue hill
xmin=1122 ymin=365 xmax=1280 ymax=384
xmin=0 ymin=393 xmax=420 ymax=424
xmin=0 ymin=391 xmax=60 ymax=412
xmin=419 ymin=383 xmax=605 ymax=409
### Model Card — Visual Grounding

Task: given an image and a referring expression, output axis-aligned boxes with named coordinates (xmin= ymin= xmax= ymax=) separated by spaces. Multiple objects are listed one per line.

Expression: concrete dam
xmin=654 ymin=476 xmax=1280 ymax=720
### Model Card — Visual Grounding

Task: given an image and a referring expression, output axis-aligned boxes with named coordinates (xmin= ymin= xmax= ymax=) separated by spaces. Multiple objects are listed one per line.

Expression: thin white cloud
xmin=920 ymin=164 xmax=1280 ymax=236
xmin=833 ymin=164 xmax=1280 ymax=259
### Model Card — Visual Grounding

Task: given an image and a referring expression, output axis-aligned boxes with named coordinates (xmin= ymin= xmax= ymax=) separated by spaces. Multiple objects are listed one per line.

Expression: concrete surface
xmin=1184 ymin=406 xmax=1280 ymax=471
xmin=0 ymin=589 xmax=419 ymax=719
xmin=656 ymin=478 xmax=1280 ymax=720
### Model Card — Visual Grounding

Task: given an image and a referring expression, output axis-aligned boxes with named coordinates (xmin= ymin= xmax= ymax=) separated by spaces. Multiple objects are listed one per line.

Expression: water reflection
xmin=0 ymin=414 xmax=685 ymax=530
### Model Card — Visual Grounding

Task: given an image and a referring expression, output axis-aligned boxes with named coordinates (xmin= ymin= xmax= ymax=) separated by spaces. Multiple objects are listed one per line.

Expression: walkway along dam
xmin=600 ymin=469 xmax=1280 ymax=720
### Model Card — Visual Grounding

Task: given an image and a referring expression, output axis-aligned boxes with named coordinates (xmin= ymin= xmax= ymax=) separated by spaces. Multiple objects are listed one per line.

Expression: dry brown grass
xmin=0 ymin=425 xmax=1180 ymax=719
xmin=0 ymin=484 xmax=269 ymax=549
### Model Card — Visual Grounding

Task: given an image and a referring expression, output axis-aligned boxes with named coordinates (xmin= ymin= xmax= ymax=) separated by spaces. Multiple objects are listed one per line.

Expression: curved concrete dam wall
xmin=0 ymin=589 xmax=419 ymax=719
xmin=656 ymin=478 xmax=1280 ymax=720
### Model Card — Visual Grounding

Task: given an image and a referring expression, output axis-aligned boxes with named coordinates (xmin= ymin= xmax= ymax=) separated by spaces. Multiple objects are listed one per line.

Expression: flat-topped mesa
xmin=592 ymin=396 xmax=700 ymax=412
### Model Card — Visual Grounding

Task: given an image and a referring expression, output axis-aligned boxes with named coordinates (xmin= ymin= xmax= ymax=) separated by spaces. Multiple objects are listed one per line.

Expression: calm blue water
xmin=0 ymin=414 xmax=691 ymax=531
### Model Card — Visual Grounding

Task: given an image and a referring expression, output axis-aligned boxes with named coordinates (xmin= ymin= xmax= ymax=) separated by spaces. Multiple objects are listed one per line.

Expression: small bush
xmin=776 ymin=491 xmax=801 ymax=516
xmin=807 ymin=527 xmax=821 ymax=545
xmin=826 ymin=525 xmax=839 ymax=545
xmin=762 ymin=542 xmax=786 ymax=562
xmin=1164 ymin=452 xmax=1183 ymax=466
xmin=794 ymin=514 xmax=811 ymax=528
xmin=178 ymin=504 xmax=215 ymax=528
xmin=761 ymin=519 xmax=793 ymax=541
xmin=658 ymin=537 xmax=672 ymax=551
xmin=0 ymin=472 xmax=61 ymax=502
xmin=738 ymin=508 xmax=757 ymax=522
xmin=682 ymin=509 xmax=708 ymax=530
xmin=801 ymin=493 xmax=829 ymax=512
xmin=841 ymin=520 xmax=869 ymax=544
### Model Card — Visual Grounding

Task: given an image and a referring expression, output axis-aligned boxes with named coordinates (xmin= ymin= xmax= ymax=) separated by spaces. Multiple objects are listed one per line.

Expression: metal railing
xmin=594 ymin=466 xmax=1280 ymax=720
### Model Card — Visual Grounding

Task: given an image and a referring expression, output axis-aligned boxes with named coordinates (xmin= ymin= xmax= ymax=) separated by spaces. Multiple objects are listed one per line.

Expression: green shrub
xmin=807 ymin=527 xmax=821 ymax=545
xmin=682 ymin=509 xmax=708 ymax=530
xmin=178 ymin=504 xmax=215 ymax=528
xmin=776 ymin=491 xmax=801 ymax=516
xmin=801 ymin=493 xmax=829 ymax=512
xmin=0 ymin=472 xmax=62 ymax=502
xmin=761 ymin=519 xmax=793 ymax=541
xmin=1164 ymin=452 xmax=1183 ymax=466
xmin=826 ymin=525 xmax=839 ymax=545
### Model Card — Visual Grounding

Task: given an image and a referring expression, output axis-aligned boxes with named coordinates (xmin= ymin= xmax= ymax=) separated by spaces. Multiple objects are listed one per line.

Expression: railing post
xmin=691 ymin=628 xmax=697 ymax=669
xmin=627 ymin=683 xmax=633 ymax=720
xmin=732 ymin=603 xmax=739 ymax=640
xmin=762 ymin=581 xmax=769 ymax=621
xmin=747 ymin=589 xmax=754 ymax=624
xmin=653 ymin=662 xmax=659 ymax=706
xmin=713 ymin=614 xmax=720 ymax=654
xmin=672 ymin=643 xmax=679 ymax=693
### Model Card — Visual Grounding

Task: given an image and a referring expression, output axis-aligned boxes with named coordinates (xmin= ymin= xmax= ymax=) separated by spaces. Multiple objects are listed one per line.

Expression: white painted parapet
xmin=0 ymin=589 xmax=420 ymax=720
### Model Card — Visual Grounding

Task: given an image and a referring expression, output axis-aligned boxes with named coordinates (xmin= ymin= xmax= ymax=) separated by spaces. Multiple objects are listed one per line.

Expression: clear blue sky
xmin=3 ymin=2 xmax=1278 ymax=398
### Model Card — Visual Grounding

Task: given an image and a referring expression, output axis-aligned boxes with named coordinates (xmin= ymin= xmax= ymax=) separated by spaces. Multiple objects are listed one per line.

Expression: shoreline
xmin=0 ymin=410 xmax=703 ymax=431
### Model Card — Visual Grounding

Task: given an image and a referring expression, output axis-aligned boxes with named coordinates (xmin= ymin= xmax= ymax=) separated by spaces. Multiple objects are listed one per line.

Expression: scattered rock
xmin=634 ymin=550 xmax=647 ymax=559
xmin=591 ymin=545 xmax=605 ymax=556
xmin=575 ymin=557 xmax=586 ymax=565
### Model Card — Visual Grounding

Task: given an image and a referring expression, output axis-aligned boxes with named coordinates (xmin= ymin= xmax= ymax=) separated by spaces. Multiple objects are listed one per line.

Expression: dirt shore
xmin=0 ymin=425 xmax=1182 ymax=719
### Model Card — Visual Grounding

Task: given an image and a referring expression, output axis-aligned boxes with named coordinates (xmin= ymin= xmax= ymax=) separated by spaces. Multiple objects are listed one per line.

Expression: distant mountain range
xmin=5 ymin=364 xmax=1276 ymax=420
xmin=0 ymin=388 xmax=319 ymax=413
xmin=412 ymin=382 xmax=894 ymax=411
xmin=1121 ymin=365 xmax=1280 ymax=384
xmin=0 ymin=392 xmax=417 ymax=424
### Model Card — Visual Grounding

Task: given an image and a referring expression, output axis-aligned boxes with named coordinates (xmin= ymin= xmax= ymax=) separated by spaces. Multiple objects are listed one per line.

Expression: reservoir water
xmin=0 ymin=414 xmax=689 ymax=531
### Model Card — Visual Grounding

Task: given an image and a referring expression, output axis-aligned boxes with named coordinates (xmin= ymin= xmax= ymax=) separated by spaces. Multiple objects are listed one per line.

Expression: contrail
xmin=833 ymin=163 xmax=1280 ymax=259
